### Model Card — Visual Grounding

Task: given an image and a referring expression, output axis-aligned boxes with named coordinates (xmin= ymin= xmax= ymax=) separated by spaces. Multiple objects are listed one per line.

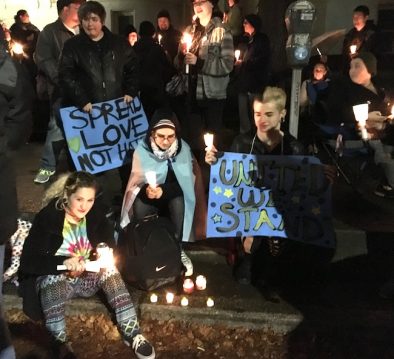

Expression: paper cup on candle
xmin=204 ymin=133 xmax=214 ymax=150
xmin=350 ymin=45 xmax=357 ymax=55
xmin=145 ymin=171 xmax=157 ymax=188
xmin=353 ymin=103 xmax=369 ymax=140
xmin=206 ymin=297 xmax=214 ymax=307
xmin=150 ymin=293 xmax=158 ymax=303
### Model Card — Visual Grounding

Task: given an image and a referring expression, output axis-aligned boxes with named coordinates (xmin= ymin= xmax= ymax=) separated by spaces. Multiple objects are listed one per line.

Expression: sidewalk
xmin=4 ymin=142 xmax=394 ymax=344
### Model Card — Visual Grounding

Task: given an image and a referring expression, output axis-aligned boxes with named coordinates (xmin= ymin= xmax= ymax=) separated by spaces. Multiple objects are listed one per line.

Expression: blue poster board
xmin=207 ymin=152 xmax=335 ymax=248
xmin=60 ymin=97 xmax=148 ymax=174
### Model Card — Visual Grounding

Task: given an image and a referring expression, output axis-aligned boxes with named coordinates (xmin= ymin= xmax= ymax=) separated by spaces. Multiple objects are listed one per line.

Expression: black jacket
xmin=19 ymin=198 xmax=114 ymax=319
xmin=237 ymin=32 xmax=271 ymax=93
xmin=157 ymin=25 xmax=182 ymax=62
xmin=59 ymin=27 xmax=139 ymax=108
xmin=231 ymin=132 xmax=305 ymax=156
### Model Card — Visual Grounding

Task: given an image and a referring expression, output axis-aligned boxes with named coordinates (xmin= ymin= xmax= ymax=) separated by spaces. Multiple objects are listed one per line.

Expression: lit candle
xmin=166 ymin=292 xmax=174 ymax=304
xmin=145 ymin=171 xmax=157 ymax=188
xmin=182 ymin=32 xmax=193 ymax=74
xmin=353 ymin=103 xmax=369 ymax=140
xmin=350 ymin=45 xmax=357 ymax=55
xmin=96 ymin=242 xmax=115 ymax=269
xmin=180 ymin=297 xmax=189 ymax=307
xmin=183 ymin=278 xmax=194 ymax=294
xmin=158 ymin=34 xmax=162 ymax=45
xmin=206 ymin=297 xmax=214 ymax=307
xmin=195 ymin=275 xmax=207 ymax=290
xmin=150 ymin=293 xmax=158 ymax=303
xmin=12 ymin=42 xmax=24 ymax=55
xmin=203 ymin=133 xmax=214 ymax=150
xmin=234 ymin=49 xmax=241 ymax=61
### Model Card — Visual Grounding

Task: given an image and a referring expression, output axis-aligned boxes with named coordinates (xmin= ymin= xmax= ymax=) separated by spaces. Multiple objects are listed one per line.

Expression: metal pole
xmin=289 ymin=68 xmax=302 ymax=138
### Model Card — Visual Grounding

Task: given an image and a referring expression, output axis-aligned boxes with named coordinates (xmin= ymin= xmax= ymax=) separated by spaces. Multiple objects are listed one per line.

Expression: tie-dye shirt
xmin=55 ymin=217 xmax=92 ymax=260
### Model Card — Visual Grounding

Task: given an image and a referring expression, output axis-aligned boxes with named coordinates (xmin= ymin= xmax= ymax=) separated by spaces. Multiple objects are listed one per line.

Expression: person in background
xmin=224 ymin=0 xmax=243 ymax=46
xmin=124 ymin=24 xmax=138 ymax=47
xmin=19 ymin=172 xmax=155 ymax=359
xmin=236 ymin=14 xmax=271 ymax=135
xmin=33 ymin=0 xmax=86 ymax=184
xmin=342 ymin=5 xmax=380 ymax=73
xmin=120 ymin=109 xmax=200 ymax=277
xmin=156 ymin=9 xmax=182 ymax=62
xmin=134 ymin=21 xmax=175 ymax=119
xmin=176 ymin=0 xmax=233 ymax=152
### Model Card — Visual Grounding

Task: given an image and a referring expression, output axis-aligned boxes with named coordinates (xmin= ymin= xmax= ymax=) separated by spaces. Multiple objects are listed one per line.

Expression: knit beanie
xmin=244 ymin=14 xmax=262 ymax=33
xmin=139 ymin=21 xmax=156 ymax=37
xmin=190 ymin=0 xmax=218 ymax=6
xmin=157 ymin=9 xmax=170 ymax=20
xmin=57 ymin=0 xmax=85 ymax=14
xmin=356 ymin=52 xmax=377 ymax=77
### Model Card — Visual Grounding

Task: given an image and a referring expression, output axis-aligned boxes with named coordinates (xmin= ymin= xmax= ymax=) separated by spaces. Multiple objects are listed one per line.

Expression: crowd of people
xmin=1 ymin=1 xmax=393 ymax=358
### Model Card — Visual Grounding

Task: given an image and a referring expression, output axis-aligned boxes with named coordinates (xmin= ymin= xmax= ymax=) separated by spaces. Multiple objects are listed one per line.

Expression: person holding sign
xmin=120 ymin=109 xmax=203 ymax=277
xmin=19 ymin=171 xmax=155 ymax=359
xmin=59 ymin=1 xmax=138 ymax=113
xmin=205 ymin=87 xmax=314 ymax=285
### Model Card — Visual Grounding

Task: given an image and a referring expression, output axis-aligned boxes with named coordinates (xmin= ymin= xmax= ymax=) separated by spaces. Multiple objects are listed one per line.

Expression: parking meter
xmin=285 ymin=1 xmax=316 ymax=138
xmin=285 ymin=1 xmax=316 ymax=67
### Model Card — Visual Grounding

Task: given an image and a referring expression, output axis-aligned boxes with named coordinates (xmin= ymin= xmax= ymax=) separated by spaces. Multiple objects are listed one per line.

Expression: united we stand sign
xmin=60 ymin=97 xmax=148 ymax=174
xmin=206 ymin=152 xmax=335 ymax=248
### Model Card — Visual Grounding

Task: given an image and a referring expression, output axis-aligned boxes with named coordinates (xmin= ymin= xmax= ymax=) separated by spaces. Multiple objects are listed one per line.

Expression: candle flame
xmin=350 ymin=45 xmax=357 ymax=55
xmin=203 ymin=133 xmax=214 ymax=150
xmin=182 ymin=32 xmax=193 ymax=52
xmin=234 ymin=50 xmax=241 ymax=61
xmin=12 ymin=42 xmax=24 ymax=55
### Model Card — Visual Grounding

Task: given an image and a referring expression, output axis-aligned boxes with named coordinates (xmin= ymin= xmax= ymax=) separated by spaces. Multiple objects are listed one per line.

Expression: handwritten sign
xmin=60 ymin=97 xmax=148 ymax=174
xmin=207 ymin=152 xmax=335 ymax=248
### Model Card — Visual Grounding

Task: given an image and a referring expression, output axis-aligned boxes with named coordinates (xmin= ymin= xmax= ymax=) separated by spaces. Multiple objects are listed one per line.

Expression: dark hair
xmin=353 ymin=5 xmax=369 ymax=16
xmin=244 ymin=14 xmax=262 ymax=33
xmin=312 ymin=62 xmax=329 ymax=80
xmin=123 ymin=24 xmax=137 ymax=37
xmin=139 ymin=21 xmax=156 ymax=37
xmin=57 ymin=0 xmax=85 ymax=15
xmin=157 ymin=9 xmax=171 ymax=20
xmin=78 ymin=1 xmax=106 ymax=23
xmin=57 ymin=171 xmax=99 ymax=209
xmin=190 ymin=0 xmax=219 ymax=6
xmin=14 ymin=9 xmax=27 ymax=22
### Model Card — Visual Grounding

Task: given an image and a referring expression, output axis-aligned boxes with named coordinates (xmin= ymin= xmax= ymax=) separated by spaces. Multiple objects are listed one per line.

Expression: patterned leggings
xmin=38 ymin=268 xmax=139 ymax=343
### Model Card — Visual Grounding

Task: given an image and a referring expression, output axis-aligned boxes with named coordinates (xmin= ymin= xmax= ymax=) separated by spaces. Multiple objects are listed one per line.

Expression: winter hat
xmin=356 ymin=51 xmax=377 ymax=77
xmin=123 ymin=24 xmax=137 ymax=36
xmin=157 ymin=9 xmax=171 ymax=20
xmin=190 ymin=0 xmax=218 ymax=6
xmin=244 ymin=14 xmax=262 ymax=33
xmin=153 ymin=119 xmax=176 ymax=131
xmin=57 ymin=0 xmax=85 ymax=14
xmin=139 ymin=21 xmax=156 ymax=37
xmin=148 ymin=108 xmax=181 ymax=139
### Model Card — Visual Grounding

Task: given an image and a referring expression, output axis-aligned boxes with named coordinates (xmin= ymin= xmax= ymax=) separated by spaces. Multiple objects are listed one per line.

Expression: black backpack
xmin=118 ymin=215 xmax=182 ymax=291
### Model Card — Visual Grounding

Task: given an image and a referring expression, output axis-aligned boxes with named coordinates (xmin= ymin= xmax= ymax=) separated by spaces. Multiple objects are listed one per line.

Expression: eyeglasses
xmin=155 ymin=133 xmax=176 ymax=141
xmin=193 ymin=0 xmax=208 ymax=7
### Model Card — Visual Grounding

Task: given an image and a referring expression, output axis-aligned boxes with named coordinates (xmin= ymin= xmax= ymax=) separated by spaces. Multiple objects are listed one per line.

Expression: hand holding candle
xmin=203 ymin=133 xmax=214 ymax=151
xmin=158 ymin=34 xmax=162 ymax=45
xmin=182 ymin=32 xmax=193 ymax=74
xmin=353 ymin=103 xmax=369 ymax=140
xmin=235 ymin=49 xmax=241 ymax=62
xmin=145 ymin=171 xmax=157 ymax=188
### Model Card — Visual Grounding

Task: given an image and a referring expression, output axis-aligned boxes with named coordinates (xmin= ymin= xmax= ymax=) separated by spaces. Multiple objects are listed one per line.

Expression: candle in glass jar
xmin=166 ymin=292 xmax=174 ymax=304
xmin=183 ymin=278 xmax=194 ymax=294
xmin=195 ymin=275 xmax=207 ymax=290
xmin=206 ymin=297 xmax=214 ymax=307
xmin=181 ymin=297 xmax=189 ymax=307
xmin=150 ymin=293 xmax=158 ymax=303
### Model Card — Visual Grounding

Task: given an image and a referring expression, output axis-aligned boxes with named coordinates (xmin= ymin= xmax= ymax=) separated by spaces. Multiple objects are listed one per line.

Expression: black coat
xmin=59 ymin=27 xmax=139 ymax=108
xmin=19 ymin=198 xmax=114 ymax=320
xmin=157 ymin=26 xmax=182 ymax=62
xmin=237 ymin=32 xmax=271 ymax=93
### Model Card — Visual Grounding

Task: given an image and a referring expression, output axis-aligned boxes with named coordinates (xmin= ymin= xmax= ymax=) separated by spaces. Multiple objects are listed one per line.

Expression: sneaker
xmin=34 ymin=168 xmax=55 ymax=184
xmin=374 ymin=183 xmax=394 ymax=199
xmin=181 ymin=250 xmax=193 ymax=276
xmin=52 ymin=341 xmax=77 ymax=359
xmin=131 ymin=334 xmax=155 ymax=359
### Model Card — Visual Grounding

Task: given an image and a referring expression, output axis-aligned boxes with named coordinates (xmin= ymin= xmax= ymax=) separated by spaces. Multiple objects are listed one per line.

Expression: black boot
xmin=234 ymin=254 xmax=252 ymax=285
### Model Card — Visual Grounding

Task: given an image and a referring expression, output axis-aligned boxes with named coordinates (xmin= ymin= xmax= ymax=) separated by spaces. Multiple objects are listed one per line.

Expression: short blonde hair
xmin=255 ymin=86 xmax=287 ymax=112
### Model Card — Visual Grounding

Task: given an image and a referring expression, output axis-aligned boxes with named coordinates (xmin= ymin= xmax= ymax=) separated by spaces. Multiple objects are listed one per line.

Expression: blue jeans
xmin=40 ymin=107 xmax=64 ymax=171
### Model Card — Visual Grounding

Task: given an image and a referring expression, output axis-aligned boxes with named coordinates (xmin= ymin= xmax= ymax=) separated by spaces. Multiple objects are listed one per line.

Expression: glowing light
xmin=206 ymin=297 xmax=214 ymax=307
xmin=235 ymin=49 xmax=241 ymax=61
xmin=183 ymin=278 xmax=194 ymax=294
xmin=182 ymin=32 xmax=193 ymax=74
xmin=145 ymin=171 xmax=157 ymax=188
xmin=150 ymin=293 xmax=158 ymax=303
xmin=181 ymin=297 xmax=189 ymax=307
xmin=353 ymin=103 xmax=369 ymax=140
xmin=350 ymin=45 xmax=357 ymax=55
xmin=195 ymin=275 xmax=207 ymax=290
xmin=166 ymin=292 xmax=175 ymax=304
xmin=203 ymin=133 xmax=214 ymax=150
xmin=158 ymin=34 xmax=162 ymax=45
xmin=12 ymin=42 xmax=24 ymax=55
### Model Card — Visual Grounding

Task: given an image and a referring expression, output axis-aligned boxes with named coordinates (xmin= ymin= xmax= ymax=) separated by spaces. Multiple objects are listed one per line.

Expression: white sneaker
xmin=34 ymin=168 xmax=55 ymax=184
xmin=181 ymin=250 xmax=193 ymax=276
xmin=131 ymin=334 xmax=155 ymax=359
